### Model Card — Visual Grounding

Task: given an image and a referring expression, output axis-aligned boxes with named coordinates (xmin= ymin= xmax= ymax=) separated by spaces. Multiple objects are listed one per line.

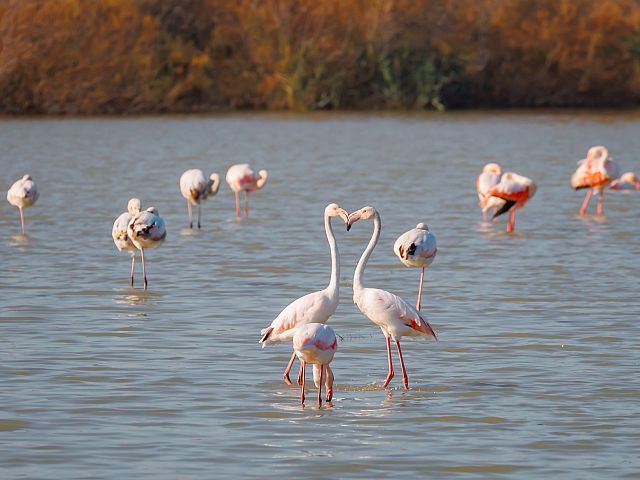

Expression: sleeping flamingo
xmin=610 ymin=172 xmax=640 ymax=191
xmin=293 ymin=323 xmax=337 ymax=407
xmin=225 ymin=164 xmax=268 ymax=218
xmin=347 ymin=206 xmax=437 ymax=389
xmin=476 ymin=163 xmax=503 ymax=220
xmin=127 ymin=207 xmax=166 ymax=290
xmin=259 ymin=204 xmax=348 ymax=385
xmin=179 ymin=169 xmax=221 ymax=228
xmin=571 ymin=146 xmax=620 ymax=217
xmin=6 ymin=174 xmax=39 ymax=235
xmin=487 ymin=172 xmax=537 ymax=232
xmin=112 ymin=198 xmax=141 ymax=287
xmin=393 ymin=223 xmax=437 ymax=310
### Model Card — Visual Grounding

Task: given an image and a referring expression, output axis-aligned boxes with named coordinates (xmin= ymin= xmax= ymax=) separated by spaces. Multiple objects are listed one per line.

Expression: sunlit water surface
xmin=1 ymin=112 xmax=639 ymax=478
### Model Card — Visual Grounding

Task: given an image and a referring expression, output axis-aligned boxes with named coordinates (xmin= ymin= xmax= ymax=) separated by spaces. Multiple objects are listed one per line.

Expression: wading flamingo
xmin=476 ymin=163 xmax=503 ymax=220
xmin=259 ymin=204 xmax=348 ymax=385
xmin=293 ymin=323 xmax=337 ymax=407
xmin=225 ymin=164 xmax=268 ymax=218
xmin=127 ymin=207 xmax=166 ymax=290
xmin=112 ymin=198 xmax=141 ymax=287
xmin=347 ymin=206 xmax=437 ymax=389
xmin=571 ymin=146 xmax=620 ymax=217
xmin=487 ymin=172 xmax=537 ymax=232
xmin=393 ymin=223 xmax=437 ymax=311
xmin=179 ymin=169 xmax=221 ymax=228
xmin=6 ymin=174 xmax=39 ymax=235
xmin=610 ymin=172 xmax=640 ymax=191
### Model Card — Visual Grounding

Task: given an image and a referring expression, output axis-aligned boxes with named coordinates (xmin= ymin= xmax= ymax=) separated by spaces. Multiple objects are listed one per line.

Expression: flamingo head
xmin=22 ymin=174 xmax=32 ymax=181
xmin=586 ymin=145 xmax=609 ymax=164
xmin=325 ymin=203 xmax=349 ymax=223
xmin=313 ymin=364 xmax=335 ymax=402
xmin=209 ymin=173 xmax=221 ymax=195
xmin=256 ymin=169 xmax=268 ymax=189
xmin=482 ymin=163 xmax=502 ymax=175
xmin=620 ymin=172 xmax=638 ymax=183
xmin=415 ymin=222 xmax=429 ymax=230
xmin=347 ymin=206 xmax=376 ymax=230
xmin=127 ymin=198 xmax=141 ymax=214
xmin=146 ymin=206 xmax=159 ymax=215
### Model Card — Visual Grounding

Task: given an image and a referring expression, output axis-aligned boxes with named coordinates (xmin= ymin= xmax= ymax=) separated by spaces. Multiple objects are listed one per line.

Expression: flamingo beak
xmin=346 ymin=210 xmax=362 ymax=231
xmin=337 ymin=208 xmax=349 ymax=224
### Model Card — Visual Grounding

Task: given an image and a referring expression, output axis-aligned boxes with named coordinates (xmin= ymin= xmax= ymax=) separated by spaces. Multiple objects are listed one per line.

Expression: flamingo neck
xmin=353 ymin=212 xmax=380 ymax=296
xmin=325 ymin=213 xmax=339 ymax=297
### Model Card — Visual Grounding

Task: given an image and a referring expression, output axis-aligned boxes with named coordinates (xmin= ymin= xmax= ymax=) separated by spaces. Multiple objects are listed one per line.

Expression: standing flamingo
xmin=6 ymin=174 xmax=39 ymax=235
xmin=347 ymin=206 xmax=437 ymax=389
xmin=225 ymin=164 xmax=268 ymax=218
xmin=610 ymin=172 xmax=640 ymax=191
xmin=179 ymin=169 xmax=221 ymax=229
xmin=112 ymin=198 xmax=141 ymax=287
xmin=393 ymin=223 xmax=437 ymax=311
xmin=127 ymin=207 xmax=166 ymax=290
xmin=487 ymin=172 xmax=537 ymax=232
xmin=293 ymin=323 xmax=337 ymax=407
xmin=259 ymin=203 xmax=348 ymax=385
xmin=476 ymin=163 xmax=503 ymax=220
xmin=571 ymin=146 xmax=620 ymax=217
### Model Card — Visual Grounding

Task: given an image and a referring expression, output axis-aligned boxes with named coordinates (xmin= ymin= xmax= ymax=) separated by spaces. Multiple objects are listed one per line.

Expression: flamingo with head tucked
xmin=127 ymin=207 xmax=166 ymax=290
xmin=610 ymin=172 xmax=640 ymax=191
xmin=293 ymin=323 xmax=337 ymax=407
xmin=571 ymin=146 xmax=620 ymax=217
xmin=179 ymin=169 xmax=221 ymax=228
xmin=112 ymin=198 xmax=141 ymax=287
xmin=476 ymin=163 xmax=503 ymax=220
xmin=6 ymin=174 xmax=39 ymax=235
xmin=487 ymin=172 xmax=537 ymax=232
xmin=347 ymin=206 xmax=437 ymax=389
xmin=225 ymin=164 xmax=268 ymax=218
xmin=259 ymin=204 xmax=348 ymax=385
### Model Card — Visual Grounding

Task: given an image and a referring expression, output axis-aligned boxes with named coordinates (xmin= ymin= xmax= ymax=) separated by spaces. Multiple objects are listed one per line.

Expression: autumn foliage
xmin=0 ymin=0 xmax=638 ymax=113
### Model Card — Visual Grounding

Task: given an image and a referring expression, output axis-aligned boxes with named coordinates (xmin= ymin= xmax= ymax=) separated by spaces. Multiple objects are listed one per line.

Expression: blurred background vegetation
xmin=0 ymin=0 xmax=639 ymax=113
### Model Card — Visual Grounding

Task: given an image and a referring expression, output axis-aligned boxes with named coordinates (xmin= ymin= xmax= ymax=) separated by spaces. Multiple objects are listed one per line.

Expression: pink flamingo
xmin=393 ymin=223 xmax=437 ymax=311
xmin=127 ymin=207 xmax=166 ymax=290
xmin=112 ymin=198 xmax=142 ymax=287
xmin=347 ymin=206 xmax=438 ymax=389
xmin=259 ymin=204 xmax=348 ymax=385
xmin=571 ymin=146 xmax=620 ymax=217
xmin=487 ymin=172 xmax=537 ymax=232
xmin=179 ymin=169 xmax=221 ymax=228
xmin=6 ymin=174 xmax=39 ymax=235
xmin=293 ymin=323 xmax=337 ymax=407
xmin=610 ymin=172 xmax=640 ymax=191
xmin=225 ymin=164 xmax=268 ymax=218
xmin=476 ymin=163 xmax=503 ymax=220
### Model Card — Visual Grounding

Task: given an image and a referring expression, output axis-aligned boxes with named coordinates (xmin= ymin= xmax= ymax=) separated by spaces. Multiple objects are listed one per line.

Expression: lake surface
xmin=1 ymin=112 xmax=639 ymax=479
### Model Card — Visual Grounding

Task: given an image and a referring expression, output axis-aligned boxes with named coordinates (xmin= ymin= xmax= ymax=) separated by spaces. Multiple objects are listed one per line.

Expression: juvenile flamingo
xmin=259 ymin=204 xmax=348 ymax=385
xmin=225 ymin=164 xmax=268 ymax=218
xmin=179 ymin=169 xmax=221 ymax=228
xmin=571 ymin=146 xmax=620 ymax=217
xmin=487 ymin=172 xmax=537 ymax=232
xmin=610 ymin=172 xmax=640 ymax=191
xmin=347 ymin=206 xmax=437 ymax=389
xmin=293 ymin=323 xmax=337 ymax=407
xmin=393 ymin=223 xmax=437 ymax=310
xmin=112 ymin=198 xmax=141 ymax=287
xmin=476 ymin=163 xmax=503 ymax=220
xmin=6 ymin=174 xmax=39 ymax=235
xmin=127 ymin=207 xmax=166 ymax=290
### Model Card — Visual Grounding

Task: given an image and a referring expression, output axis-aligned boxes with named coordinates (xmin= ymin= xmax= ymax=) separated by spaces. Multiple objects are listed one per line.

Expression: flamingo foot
xmin=326 ymin=389 xmax=333 ymax=402
xmin=382 ymin=371 xmax=394 ymax=388
xmin=283 ymin=373 xmax=292 ymax=386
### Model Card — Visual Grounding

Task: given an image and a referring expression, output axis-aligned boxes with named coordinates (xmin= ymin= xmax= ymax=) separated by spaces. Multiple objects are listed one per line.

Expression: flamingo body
xmin=225 ymin=164 xmax=268 ymax=218
xmin=6 ymin=174 xmax=39 ymax=235
xmin=610 ymin=172 xmax=640 ymax=191
xmin=112 ymin=198 xmax=141 ymax=287
xmin=476 ymin=163 xmax=503 ymax=219
xmin=293 ymin=323 xmax=337 ymax=406
xmin=571 ymin=146 xmax=620 ymax=217
xmin=487 ymin=172 xmax=536 ymax=232
xmin=179 ymin=169 xmax=220 ymax=228
xmin=127 ymin=207 xmax=166 ymax=289
xmin=394 ymin=223 xmax=437 ymax=310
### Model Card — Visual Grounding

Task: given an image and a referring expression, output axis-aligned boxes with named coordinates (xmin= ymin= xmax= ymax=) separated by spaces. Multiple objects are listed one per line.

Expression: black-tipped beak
xmin=346 ymin=223 xmax=351 ymax=231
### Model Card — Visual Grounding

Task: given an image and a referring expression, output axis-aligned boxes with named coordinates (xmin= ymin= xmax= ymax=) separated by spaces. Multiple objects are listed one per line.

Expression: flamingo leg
xmin=197 ymin=204 xmax=202 ymax=229
xmin=507 ymin=208 xmax=516 ymax=233
xmin=244 ymin=191 xmax=249 ymax=218
xmin=395 ymin=340 xmax=409 ymax=389
xmin=317 ymin=364 xmax=324 ymax=408
xmin=482 ymin=210 xmax=488 ymax=221
xmin=283 ymin=351 xmax=296 ymax=385
xmin=187 ymin=201 xmax=192 ymax=228
xmin=325 ymin=366 xmax=333 ymax=402
xmin=382 ymin=335 xmax=395 ymax=387
xmin=597 ymin=189 xmax=604 ymax=218
xmin=19 ymin=206 xmax=25 ymax=235
xmin=300 ymin=361 xmax=306 ymax=405
xmin=416 ymin=267 xmax=425 ymax=311
xmin=129 ymin=253 xmax=136 ymax=287
xmin=140 ymin=248 xmax=148 ymax=290
xmin=297 ymin=363 xmax=304 ymax=386
xmin=579 ymin=189 xmax=592 ymax=216
xmin=234 ymin=191 xmax=240 ymax=218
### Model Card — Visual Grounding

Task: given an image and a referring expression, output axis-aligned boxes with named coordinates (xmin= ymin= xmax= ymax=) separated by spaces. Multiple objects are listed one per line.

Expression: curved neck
xmin=353 ymin=212 xmax=380 ymax=294
xmin=325 ymin=214 xmax=339 ymax=295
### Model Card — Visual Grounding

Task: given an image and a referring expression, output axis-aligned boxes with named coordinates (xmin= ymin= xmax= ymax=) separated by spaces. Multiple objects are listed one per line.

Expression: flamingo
xmin=259 ymin=203 xmax=348 ymax=385
xmin=571 ymin=146 xmax=620 ymax=217
xmin=225 ymin=164 xmax=268 ymax=218
xmin=179 ymin=169 xmax=221 ymax=228
xmin=127 ymin=207 xmax=166 ymax=290
xmin=293 ymin=323 xmax=337 ymax=407
xmin=393 ymin=223 xmax=437 ymax=311
xmin=112 ymin=198 xmax=141 ymax=287
xmin=610 ymin=172 xmax=640 ymax=191
xmin=487 ymin=172 xmax=537 ymax=232
xmin=6 ymin=174 xmax=39 ymax=235
xmin=476 ymin=163 xmax=503 ymax=220
xmin=347 ymin=206 xmax=437 ymax=389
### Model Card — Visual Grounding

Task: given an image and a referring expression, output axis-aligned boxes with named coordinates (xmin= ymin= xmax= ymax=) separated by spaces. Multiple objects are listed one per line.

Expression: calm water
xmin=1 ymin=112 xmax=639 ymax=479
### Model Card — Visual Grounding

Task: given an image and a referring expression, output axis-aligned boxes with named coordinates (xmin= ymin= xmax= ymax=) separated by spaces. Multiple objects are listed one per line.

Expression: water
xmin=1 ymin=112 xmax=639 ymax=479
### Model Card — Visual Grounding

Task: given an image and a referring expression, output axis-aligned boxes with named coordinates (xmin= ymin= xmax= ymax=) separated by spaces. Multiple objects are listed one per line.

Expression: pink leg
xmin=482 ymin=209 xmax=488 ymax=221
xmin=283 ymin=351 xmax=296 ymax=385
xmin=197 ymin=204 xmax=202 ymax=229
xmin=234 ymin=191 xmax=240 ymax=218
xmin=297 ymin=363 xmax=304 ymax=385
xmin=597 ymin=189 xmax=604 ymax=217
xmin=300 ymin=361 xmax=306 ymax=405
xmin=416 ymin=267 xmax=424 ymax=311
xmin=395 ymin=340 xmax=409 ymax=389
xmin=507 ymin=208 xmax=516 ymax=233
xmin=141 ymin=248 xmax=148 ymax=290
xmin=129 ymin=253 xmax=136 ymax=287
xmin=244 ymin=192 xmax=249 ymax=218
xmin=579 ymin=190 xmax=592 ymax=216
xmin=317 ymin=364 xmax=324 ymax=408
xmin=187 ymin=201 xmax=192 ymax=228
xmin=19 ymin=206 xmax=25 ymax=235
xmin=382 ymin=336 xmax=394 ymax=387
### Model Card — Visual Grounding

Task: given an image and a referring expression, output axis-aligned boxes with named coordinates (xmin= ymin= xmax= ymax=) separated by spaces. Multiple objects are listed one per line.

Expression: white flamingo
xmin=259 ymin=203 xmax=348 ymax=385
xmin=225 ymin=164 xmax=268 ymax=218
xmin=179 ymin=169 xmax=221 ymax=228
xmin=393 ymin=223 xmax=437 ymax=310
xmin=348 ymin=206 xmax=437 ymax=389
xmin=127 ymin=207 xmax=166 ymax=290
xmin=6 ymin=174 xmax=39 ymax=235
xmin=293 ymin=323 xmax=337 ymax=407
xmin=476 ymin=163 xmax=504 ymax=220
xmin=112 ymin=198 xmax=142 ymax=287
xmin=610 ymin=172 xmax=640 ymax=191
